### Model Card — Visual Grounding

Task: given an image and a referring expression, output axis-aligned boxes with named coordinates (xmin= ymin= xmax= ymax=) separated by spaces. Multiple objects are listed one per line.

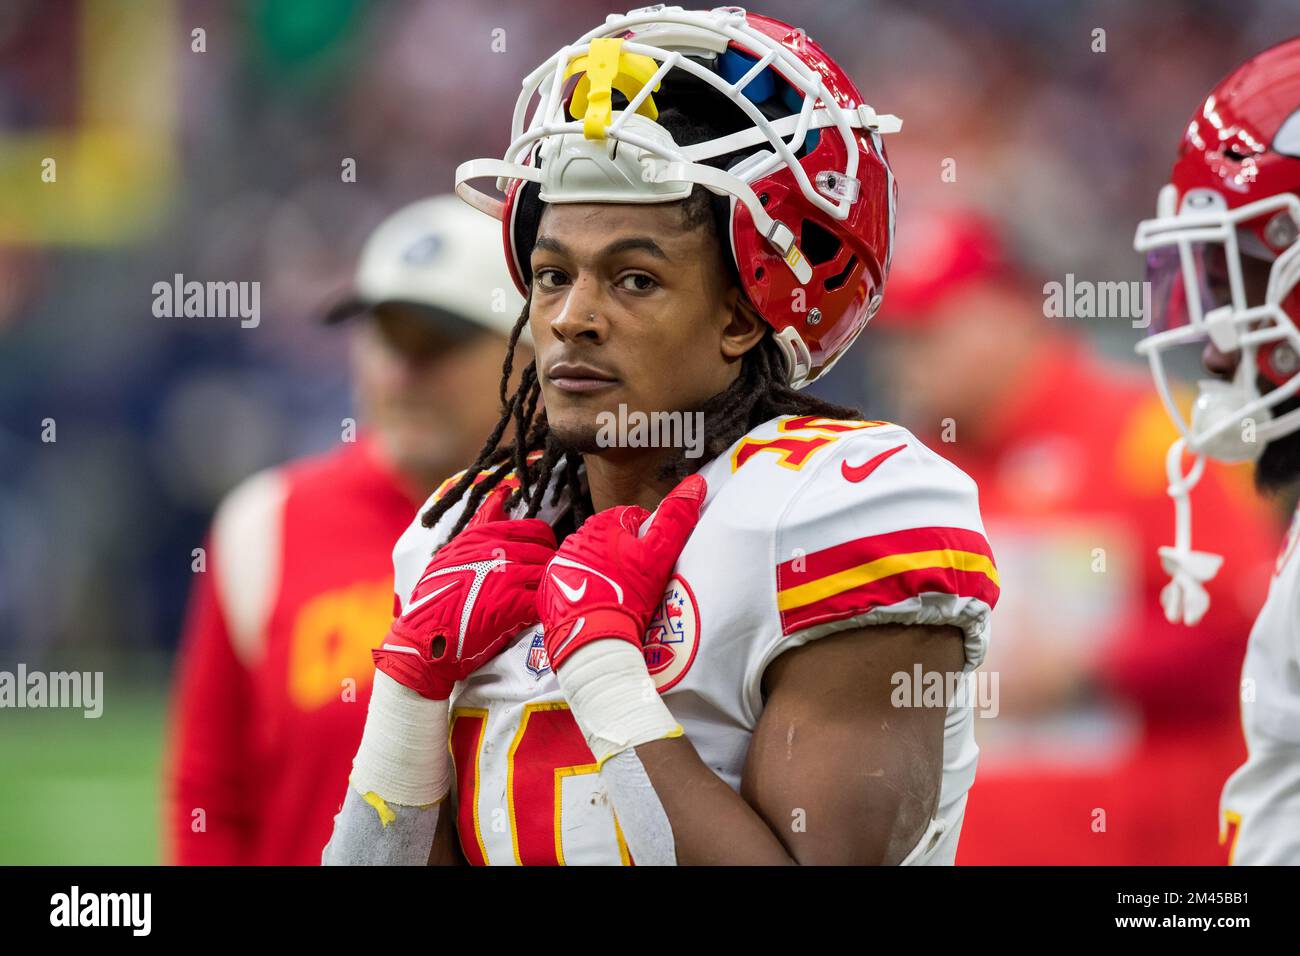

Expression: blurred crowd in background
xmin=2 ymin=0 xmax=1298 ymax=863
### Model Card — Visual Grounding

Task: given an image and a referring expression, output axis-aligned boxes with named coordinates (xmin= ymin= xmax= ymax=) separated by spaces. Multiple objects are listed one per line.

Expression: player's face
xmin=1195 ymin=253 xmax=1300 ymax=490
xmin=352 ymin=305 xmax=523 ymax=487
xmin=527 ymin=201 xmax=760 ymax=455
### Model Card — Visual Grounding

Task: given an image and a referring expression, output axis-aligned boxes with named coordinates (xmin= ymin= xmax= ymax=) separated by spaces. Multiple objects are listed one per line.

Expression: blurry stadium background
xmin=2 ymin=0 xmax=1296 ymax=864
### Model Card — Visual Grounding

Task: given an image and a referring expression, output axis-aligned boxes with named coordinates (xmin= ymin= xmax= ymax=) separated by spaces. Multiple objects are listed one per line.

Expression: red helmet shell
xmin=1168 ymin=37 xmax=1300 ymax=386
xmin=497 ymin=10 xmax=895 ymax=385
xmin=1171 ymin=37 xmax=1300 ymax=254
xmin=726 ymin=13 xmax=895 ymax=382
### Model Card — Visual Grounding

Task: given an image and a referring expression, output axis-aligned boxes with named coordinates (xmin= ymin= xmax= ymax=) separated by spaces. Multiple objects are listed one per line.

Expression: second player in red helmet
xmin=873 ymin=207 xmax=1276 ymax=864
xmin=1135 ymin=36 xmax=1300 ymax=864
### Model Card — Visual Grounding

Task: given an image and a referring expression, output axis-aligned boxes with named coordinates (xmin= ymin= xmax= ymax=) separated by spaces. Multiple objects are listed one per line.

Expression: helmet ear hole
xmin=511 ymin=179 xmax=545 ymax=287
xmin=824 ymin=255 xmax=858 ymax=292
xmin=800 ymin=218 xmax=842 ymax=265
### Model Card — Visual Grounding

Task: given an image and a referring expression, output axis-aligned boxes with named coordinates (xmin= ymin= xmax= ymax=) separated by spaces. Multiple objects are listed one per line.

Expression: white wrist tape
xmin=350 ymin=670 xmax=450 ymax=807
xmin=553 ymin=639 xmax=682 ymax=767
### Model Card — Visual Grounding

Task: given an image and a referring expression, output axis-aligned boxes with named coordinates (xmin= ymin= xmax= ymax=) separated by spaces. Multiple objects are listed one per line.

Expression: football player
xmin=1133 ymin=36 xmax=1300 ymax=864
xmin=324 ymin=5 xmax=998 ymax=866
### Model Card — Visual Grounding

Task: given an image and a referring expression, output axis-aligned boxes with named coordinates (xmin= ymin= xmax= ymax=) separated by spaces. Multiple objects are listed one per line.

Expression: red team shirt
xmin=167 ymin=437 xmax=418 ymax=865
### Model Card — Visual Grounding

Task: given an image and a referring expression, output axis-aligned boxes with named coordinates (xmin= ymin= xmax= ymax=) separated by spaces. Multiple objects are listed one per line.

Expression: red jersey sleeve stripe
xmin=779 ymin=565 xmax=1000 ymax=636
xmin=777 ymin=525 xmax=995 ymax=586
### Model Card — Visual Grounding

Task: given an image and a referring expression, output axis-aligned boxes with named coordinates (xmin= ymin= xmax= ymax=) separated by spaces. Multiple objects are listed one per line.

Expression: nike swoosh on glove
xmin=539 ymin=474 xmax=706 ymax=671
xmin=375 ymin=485 xmax=558 ymax=700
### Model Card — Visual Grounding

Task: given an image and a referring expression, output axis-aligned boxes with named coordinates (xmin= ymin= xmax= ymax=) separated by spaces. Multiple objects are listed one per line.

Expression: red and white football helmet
xmin=1134 ymin=36 xmax=1300 ymax=624
xmin=454 ymin=4 xmax=900 ymax=388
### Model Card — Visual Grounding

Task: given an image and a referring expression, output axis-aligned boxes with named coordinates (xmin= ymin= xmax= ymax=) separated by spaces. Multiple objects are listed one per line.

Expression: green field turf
xmin=0 ymin=686 xmax=167 ymax=865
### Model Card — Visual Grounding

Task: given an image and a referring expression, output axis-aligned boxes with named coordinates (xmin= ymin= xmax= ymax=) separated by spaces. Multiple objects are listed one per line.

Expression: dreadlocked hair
xmin=420 ymin=102 xmax=864 ymax=546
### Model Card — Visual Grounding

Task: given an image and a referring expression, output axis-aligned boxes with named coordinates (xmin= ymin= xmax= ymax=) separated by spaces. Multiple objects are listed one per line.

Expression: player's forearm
xmin=321 ymin=671 xmax=450 ymax=866
xmin=630 ymin=736 xmax=795 ymax=865
xmin=322 ymin=788 xmax=442 ymax=865
xmin=555 ymin=638 xmax=792 ymax=865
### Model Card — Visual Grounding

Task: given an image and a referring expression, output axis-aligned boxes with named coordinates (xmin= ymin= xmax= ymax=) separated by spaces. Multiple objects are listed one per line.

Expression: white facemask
xmin=1135 ymin=187 xmax=1300 ymax=624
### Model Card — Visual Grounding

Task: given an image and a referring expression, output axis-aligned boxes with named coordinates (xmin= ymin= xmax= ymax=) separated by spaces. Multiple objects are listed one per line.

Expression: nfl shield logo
xmin=525 ymin=631 xmax=550 ymax=678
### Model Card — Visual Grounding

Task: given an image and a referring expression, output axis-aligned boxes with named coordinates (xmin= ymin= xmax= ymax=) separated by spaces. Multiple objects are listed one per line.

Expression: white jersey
xmin=1219 ymin=504 xmax=1300 ymax=865
xmin=391 ymin=415 xmax=999 ymax=865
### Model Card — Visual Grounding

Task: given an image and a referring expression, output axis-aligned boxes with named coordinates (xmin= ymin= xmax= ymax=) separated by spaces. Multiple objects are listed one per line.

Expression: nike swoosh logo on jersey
xmin=552 ymin=574 xmax=587 ymax=603
xmin=841 ymin=443 xmax=907 ymax=483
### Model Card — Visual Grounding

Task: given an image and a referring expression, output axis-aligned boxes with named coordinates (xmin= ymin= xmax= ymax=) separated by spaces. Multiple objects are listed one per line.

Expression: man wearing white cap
xmin=167 ymin=196 xmax=525 ymax=865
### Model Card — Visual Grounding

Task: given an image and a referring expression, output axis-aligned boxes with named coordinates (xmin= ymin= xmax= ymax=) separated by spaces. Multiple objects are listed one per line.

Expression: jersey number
xmin=449 ymin=703 xmax=632 ymax=865
xmin=730 ymin=416 xmax=887 ymax=472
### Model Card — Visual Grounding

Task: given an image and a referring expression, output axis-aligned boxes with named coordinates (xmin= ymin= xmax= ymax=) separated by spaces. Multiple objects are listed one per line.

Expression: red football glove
xmin=375 ymin=486 xmax=558 ymax=700
xmin=538 ymin=474 xmax=706 ymax=671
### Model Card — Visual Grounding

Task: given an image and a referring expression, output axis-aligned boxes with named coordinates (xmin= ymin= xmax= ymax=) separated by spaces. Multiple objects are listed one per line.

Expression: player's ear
xmin=719 ymin=287 xmax=766 ymax=361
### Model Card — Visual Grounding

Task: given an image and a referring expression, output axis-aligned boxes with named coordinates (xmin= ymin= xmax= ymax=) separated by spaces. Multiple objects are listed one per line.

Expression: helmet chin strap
xmin=1158 ymin=438 xmax=1224 ymax=626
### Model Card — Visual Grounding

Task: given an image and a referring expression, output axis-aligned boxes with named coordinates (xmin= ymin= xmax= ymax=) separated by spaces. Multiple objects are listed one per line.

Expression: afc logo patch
xmin=642 ymin=575 xmax=701 ymax=692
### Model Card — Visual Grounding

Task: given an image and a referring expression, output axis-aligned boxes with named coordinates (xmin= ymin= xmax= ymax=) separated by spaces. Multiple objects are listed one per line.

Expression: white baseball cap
xmin=325 ymin=194 xmax=526 ymax=339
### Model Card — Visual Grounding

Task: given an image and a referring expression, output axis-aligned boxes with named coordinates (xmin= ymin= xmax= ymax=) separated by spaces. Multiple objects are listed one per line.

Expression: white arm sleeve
xmin=321 ymin=672 xmax=450 ymax=866
xmin=322 ymin=789 xmax=441 ymax=866
xmin=599 ymin=749 xmax=677 ymax=866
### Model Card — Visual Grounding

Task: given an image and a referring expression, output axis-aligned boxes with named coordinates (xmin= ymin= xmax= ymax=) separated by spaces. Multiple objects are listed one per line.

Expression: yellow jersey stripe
xmin=777 ymin=548 xmax=1001 ymax=612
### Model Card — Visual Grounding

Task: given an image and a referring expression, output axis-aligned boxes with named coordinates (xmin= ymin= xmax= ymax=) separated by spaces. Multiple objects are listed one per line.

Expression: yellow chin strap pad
xmin=565 ymin=37 xmax=661 ymax=140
